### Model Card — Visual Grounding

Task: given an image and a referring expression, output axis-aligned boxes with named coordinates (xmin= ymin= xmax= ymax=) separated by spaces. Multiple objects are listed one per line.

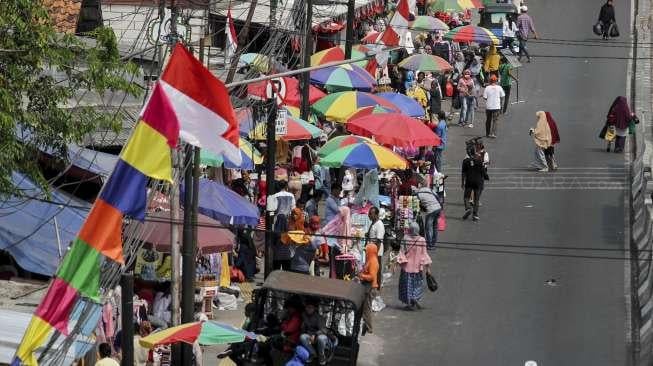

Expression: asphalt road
xmin=366 ymin=1 xmax=634 ymax=365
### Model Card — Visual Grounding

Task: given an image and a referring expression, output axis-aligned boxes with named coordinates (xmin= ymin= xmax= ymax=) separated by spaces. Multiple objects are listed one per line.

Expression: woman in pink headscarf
xmin=319 ymin=206 xmax=352 ymax=250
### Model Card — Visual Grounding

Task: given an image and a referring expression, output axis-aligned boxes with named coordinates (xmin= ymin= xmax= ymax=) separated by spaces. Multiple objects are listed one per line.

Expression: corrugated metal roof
xmin=81 ymin=105 xmax=142 ymax=148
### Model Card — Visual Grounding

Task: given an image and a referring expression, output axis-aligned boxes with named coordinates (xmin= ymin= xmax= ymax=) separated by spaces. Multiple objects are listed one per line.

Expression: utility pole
xmin=225 ymin=0 xmax=259 ymax=83
xmin=344 ymin=0 xmax=355 ymax=59
xmin=300 ymin=0 xmax=313 ymax=120
xmin=120 ymin=273 xmax=134 ymax=366
xmin=264 ymin=99 xmax=277 ymax=278
xmin=180 ymin=145 xmax=195 ymax=365
xmin=170 ymin=150 xmax=181 ymax=328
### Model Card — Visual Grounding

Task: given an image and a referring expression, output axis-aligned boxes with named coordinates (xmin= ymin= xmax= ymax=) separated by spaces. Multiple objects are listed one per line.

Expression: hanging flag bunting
xmin=160 ymin=44 xmax=242 ymax=165
xmin=225 ymin=7 xmax=238 ymax=59
xmin=12 ymin=84 xmax=180 ymax=366
xmin=372 ymin=0 xmax=414 ymax=65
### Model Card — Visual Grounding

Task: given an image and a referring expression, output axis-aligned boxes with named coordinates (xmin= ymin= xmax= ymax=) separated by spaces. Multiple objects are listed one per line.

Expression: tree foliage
xmin=0 ymin=0 xmax=141 ymax=197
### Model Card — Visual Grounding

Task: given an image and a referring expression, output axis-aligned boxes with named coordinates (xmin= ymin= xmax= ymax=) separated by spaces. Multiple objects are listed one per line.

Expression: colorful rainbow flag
xmin=12 ymin=84 xmax=180 ymax=366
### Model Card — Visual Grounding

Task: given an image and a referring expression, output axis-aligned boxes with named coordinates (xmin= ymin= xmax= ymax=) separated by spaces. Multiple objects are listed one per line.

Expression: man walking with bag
xmin=483 ymin=75 xmax=505 ymax=138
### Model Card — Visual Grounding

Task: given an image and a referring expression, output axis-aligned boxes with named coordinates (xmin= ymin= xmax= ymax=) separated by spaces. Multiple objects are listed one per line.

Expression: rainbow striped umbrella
xmin=429 ymin=0 xmax=484 ymax=12
xmin=320 ymin=142 xmax=407 ymax=169
xmin=282 ymin=105 xmax=318 ymax=124
xmin=444 ymin=25 xmax=499 ymax=45
xmin=410 ymin=15 xmax=450 ymax=32
xmin=249 ymin=115 xmax=323 ymax=141
xmin=238 ymin=53 xmax=271 ymax=73
xmin=199 ymin=138 xmax=262 ymax=169
xmin=310 ymin=45 xmax=369 ymax=68
xmin=346 ymin=105 xmax=395 ymax=122
xmin=311 ymin=91 xmax=399 ymax=123
xmin=398 ymin=54 xmax=453 ymax=73
xmin=318 ymin=135 xmax=375 ymax=157
xmin=310 ymin=64 xmax=377 ymax=92
xmin=139 ymin=321 xmax=256 ymax=348
xmin=377 ymin=92 xmax=426 ymax=118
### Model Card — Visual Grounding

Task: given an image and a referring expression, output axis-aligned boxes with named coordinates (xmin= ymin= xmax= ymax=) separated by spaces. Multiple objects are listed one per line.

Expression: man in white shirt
xmin=482 ymin=74 xmax=505 ymax=138
xmin=367 ymin=207 xmax=385 ymax=288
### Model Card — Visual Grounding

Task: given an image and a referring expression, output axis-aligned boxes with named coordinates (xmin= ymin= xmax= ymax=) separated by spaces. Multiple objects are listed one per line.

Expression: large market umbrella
xmin=376 ymin=92 xmax=426 ymax=118
xmin=317 ymin=135 xmax=375 ymax=158
xmin=428 ymin=0 xmax=484 ymax=12
xmin=249 ymin=115 xmax=323 ymax=141
xmin=145 ymin=211 xmax=235 ymax=254
xmin=346 ymin=105 xmax=395 ymax=122
xmin=199 ymin=138 xmax=262 ymax=169
xmin=410 ymin=15 xmax=450 ymax=32
xmin=247 ymin=76 xmax=326 ymax=107
xmin=238 ymin=53 xmax=271 ymax=73
xmin=397 ymin=54 xmax=453 ymax=73
xmin=310 ymin=64 xmax=377 ymax=93
xmin=444 ymin=25 xmax=499 ymax=45
xmin=282 ymin=105 xmax=318 ymax=124
xmin=182 ymin=179 xmax=259 ymax=226
xmin=139 ymin=321 xmax=256 ymax=348
xmin=310 ymin=45 xmax=369 ymax=68
xmin=347 ymin=113 xmax=441 ymax=147
xmin=311 ymin=91 xmax=399 ymax=123
xmin=361 ymin=31 xmax=380 ymax=44
xmin=321 ymin=142 xmax=407 ymax=169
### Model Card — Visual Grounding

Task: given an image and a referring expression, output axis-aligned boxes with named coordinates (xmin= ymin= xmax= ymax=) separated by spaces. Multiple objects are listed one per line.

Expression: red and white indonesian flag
xmin=160 ymin=44 xmax=241 ymax=164
xmin=373 ymin=0 xmax=414 ymax=65
xmin=226 ymin=8 xmax=238 ymax=57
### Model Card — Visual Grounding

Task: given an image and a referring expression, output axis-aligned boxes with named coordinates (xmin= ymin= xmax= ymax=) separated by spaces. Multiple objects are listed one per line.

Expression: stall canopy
xmin=0 ymin=172 xmax=90 ymax=276
xmin=181 ymin=178 xmax=259 ymax=227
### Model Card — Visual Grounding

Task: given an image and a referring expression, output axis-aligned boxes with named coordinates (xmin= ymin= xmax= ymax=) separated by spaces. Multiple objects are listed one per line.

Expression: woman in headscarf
xmin=529 ymin=111 xmax=552 ymax=172
xmin=544 ymin=112 xmax=560 ymax=170
xmin=605 ymin=96 xmax=632 ymax=153
xmin=397 ymin=221 xmax=432 ymax=310
xmin=319 ymin=206 xmax=352 ymax=251
xmin=483 ymin=44 xmax=500 ymax=77
xmin=354 ymin=169 xmax=380 ymax=208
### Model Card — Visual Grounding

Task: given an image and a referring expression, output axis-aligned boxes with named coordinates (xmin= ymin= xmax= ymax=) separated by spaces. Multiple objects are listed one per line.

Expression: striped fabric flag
xmin=225 ymin=7 xmax=238 ymax=58
xmin=371 ymin=0 xmax=413 ymax=66
xmin=12 ymin=84 xmax=180 ymax=366
xmin=160 ymin=44 xmax=241 ymax=165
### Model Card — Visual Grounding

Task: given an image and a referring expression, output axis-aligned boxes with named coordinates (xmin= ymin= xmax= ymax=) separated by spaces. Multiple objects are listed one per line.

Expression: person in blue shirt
xmin=433 ymin=111 xmax=448 ymax=172
xmin=324 ymin=185 xmax=341 ymax=225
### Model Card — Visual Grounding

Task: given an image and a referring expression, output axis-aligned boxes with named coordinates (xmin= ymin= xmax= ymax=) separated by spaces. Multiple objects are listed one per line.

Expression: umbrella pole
xmin=264 ymin=98 xmax=278 ymax=279
xmin=344 ymin=0 xmax=355 ymax=59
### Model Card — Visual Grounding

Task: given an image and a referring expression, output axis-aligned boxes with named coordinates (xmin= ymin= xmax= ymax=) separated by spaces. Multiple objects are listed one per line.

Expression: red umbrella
xmin=247 ymin=76 xmax=326 ymax=107
xmin=361 ymin=31 xmax=380 ymax=44
xmin=347 ymin=113 xmax=441 ymax=148
xmin=145 ymin=210 xmax=235 ymax=254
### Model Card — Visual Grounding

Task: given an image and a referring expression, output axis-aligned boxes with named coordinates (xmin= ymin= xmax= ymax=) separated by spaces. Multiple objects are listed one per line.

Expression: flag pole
xmin=264 ymin=97 xmax=277 ymax=279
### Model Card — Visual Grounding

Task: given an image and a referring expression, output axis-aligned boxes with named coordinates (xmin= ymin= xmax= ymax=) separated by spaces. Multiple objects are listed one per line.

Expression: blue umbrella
xmin=182 ymin=179 xmax=259 ymax=227
xmin=376 ymin=92 xmax=426 ymax=118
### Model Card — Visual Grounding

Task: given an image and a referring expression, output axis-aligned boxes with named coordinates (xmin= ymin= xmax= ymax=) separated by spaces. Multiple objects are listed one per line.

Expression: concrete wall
xmin=101 ymin=4 xmax=207 ymax=47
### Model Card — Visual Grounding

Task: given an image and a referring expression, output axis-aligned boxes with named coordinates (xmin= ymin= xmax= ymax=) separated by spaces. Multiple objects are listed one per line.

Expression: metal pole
xmin=180 ymin=145 xmax=195 ymax=365
xmin=170 ymin=150 xmax=181 ymax=328
xmin=264 ymin=99 xmax=277 ymax=278
xmin=226 ymin=0 xmax=259 ymax=83
xmin=120 ymin=273 xmax=134 ymax=366
xmin=53 ymin=216 xmax=62 ymax=258
xmin=344 ymin=0 xmax=355 ymax=59
xmin=300 ymin=0 xmax=313 ymax=120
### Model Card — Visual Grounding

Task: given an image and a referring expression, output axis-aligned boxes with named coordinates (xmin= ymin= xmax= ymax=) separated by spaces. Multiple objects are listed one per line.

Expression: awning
xmin=0 ymin=172 xmax=90 ymax=276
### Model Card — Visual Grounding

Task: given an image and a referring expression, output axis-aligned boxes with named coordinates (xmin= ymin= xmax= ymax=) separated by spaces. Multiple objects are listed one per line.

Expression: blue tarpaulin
xmin=0 ymin=172 xmax=90 ymax=276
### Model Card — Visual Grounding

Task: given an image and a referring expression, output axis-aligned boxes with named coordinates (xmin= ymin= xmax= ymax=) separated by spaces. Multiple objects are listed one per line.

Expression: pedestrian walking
xmin=603 ymin=96 xmax=634 ymax=153
xmin=413 ymin=182 xmax=442 ymax=250
xmin=433 ymin=111 xmax=447 ymax=172
xmin=457 ymin=69 xmax=476 ymax=128
xmin=529 ymin=111 xmax=552 ymax=172
xmin=359 ymin=244 xmax=379 ymax=334
xmin=598 ymin=0 xmax=616 ymax=40
xmin=367 ymin=206 xmax=385 ymax=288
xmin=483 ymin=45 xmax=501 ymax=77
xmin=544 ymin=112 xmax=560 ymax=170
xmin=498 ymin=57 xmax=516 ymax=113
xmin=502 ymin=14 xmax=518 ymax=51
xmin=482 ymin=75 xmax=505 ymax=138
xmin=397 ymin=221 xmax=432 ymax=310
xmin=461 ymin=145 xmax=486 ymax=221
xmin=430 ymin=73 xmax=443 ymax=119
xmin=516 ymin=6 xmax=539 ymax=63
